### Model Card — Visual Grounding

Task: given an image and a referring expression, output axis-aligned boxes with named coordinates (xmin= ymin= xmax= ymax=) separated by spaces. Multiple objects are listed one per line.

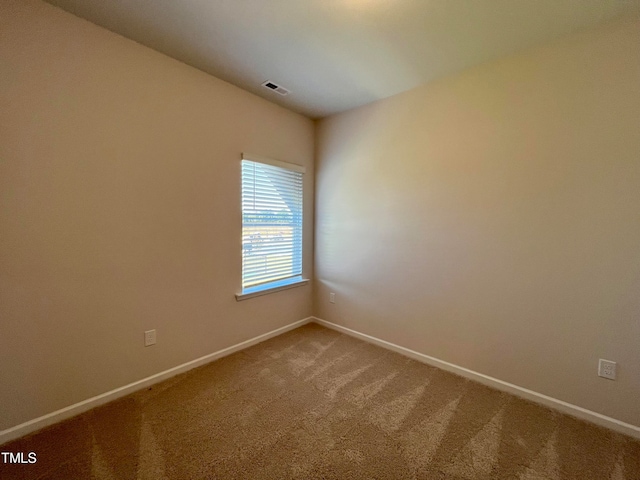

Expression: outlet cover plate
xmin=145 ymin=329 xmax=157 ymax=347
xmin=598 ymin=359 xmax=616 ymax=380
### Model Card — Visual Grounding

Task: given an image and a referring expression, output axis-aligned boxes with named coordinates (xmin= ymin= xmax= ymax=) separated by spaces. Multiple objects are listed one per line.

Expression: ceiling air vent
xmin=261 ymin=80 xmax=290 ymax=96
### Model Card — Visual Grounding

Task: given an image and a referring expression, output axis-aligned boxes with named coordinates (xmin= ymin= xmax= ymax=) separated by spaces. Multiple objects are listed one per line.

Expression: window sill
xmin=235 ymin=278 xmax=309 ymax=301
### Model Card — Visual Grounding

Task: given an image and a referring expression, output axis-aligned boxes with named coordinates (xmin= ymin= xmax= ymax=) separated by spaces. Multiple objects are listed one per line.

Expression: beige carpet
xmin=1 ymin=323 xmax=639 ymax=479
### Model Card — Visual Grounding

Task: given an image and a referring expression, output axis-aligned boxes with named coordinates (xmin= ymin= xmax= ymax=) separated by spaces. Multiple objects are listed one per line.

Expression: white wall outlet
xmin=598 ymin=359 xmax=616 ymax=380
xmin=144 ymin=329 xmax=157 ymax=347
xmin=329 ymin=292 xmax=335 ymax=304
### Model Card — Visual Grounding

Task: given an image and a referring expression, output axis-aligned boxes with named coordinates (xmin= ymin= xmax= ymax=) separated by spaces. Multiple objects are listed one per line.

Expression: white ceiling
xmin=46 ymin=0 xmax=640 ymax=119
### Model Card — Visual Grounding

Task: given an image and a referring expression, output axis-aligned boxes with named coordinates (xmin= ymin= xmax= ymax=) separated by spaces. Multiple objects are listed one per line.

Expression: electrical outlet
xmin=329 ymin=292 xmax=335 ymax=304
xmin=598 ymin=359 xmax=616 ymax=380
xmin=144 ymin=329 xmax=156 ymax=347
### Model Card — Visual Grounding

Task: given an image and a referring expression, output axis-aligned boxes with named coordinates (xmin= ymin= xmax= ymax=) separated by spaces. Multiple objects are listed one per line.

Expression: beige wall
xmin=316 ymin=17 xmax=640 ymax=426
xmin=0 ymin=0 xmax=314 ymax=431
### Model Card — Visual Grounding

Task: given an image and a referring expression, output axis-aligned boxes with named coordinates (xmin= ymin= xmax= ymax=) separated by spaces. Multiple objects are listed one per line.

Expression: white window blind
xmin=241 ymin=155 xmax=304 ymax=292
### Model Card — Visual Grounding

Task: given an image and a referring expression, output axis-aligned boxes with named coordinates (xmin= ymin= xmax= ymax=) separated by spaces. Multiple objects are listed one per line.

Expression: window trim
xmin=236 ymin=153 xmax=306 ymax=300
xmin=241 ymin=153 xmax=306 ymax=174
xmin=235 ymin=277 xmax=309 ymax=301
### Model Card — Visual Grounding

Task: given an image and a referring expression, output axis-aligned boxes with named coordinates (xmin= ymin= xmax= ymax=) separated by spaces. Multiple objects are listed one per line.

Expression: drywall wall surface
xmin=0 ymin=0 xmax=314 ymax=431
xmin=315 ymin=16 xmax=640 ymax=426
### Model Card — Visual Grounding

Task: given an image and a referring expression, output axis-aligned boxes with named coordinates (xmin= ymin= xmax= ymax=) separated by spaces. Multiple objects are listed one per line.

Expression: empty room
xmin=1 ymin=0 xmax=639 ymax=478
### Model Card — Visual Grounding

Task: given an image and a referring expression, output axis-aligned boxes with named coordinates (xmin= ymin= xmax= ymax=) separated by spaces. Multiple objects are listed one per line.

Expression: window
xmin=237 ymin=153 xmax=307 ymax=299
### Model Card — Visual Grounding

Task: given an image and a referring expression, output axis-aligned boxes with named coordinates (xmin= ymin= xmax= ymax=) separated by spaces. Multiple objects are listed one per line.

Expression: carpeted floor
xmin=1 ymin=323 xmax=639 ymax=479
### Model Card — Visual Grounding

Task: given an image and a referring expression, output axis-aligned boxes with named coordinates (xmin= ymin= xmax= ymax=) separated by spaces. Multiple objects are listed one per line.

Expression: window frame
xmin=235 ymin=153 xmax=308 ymax=301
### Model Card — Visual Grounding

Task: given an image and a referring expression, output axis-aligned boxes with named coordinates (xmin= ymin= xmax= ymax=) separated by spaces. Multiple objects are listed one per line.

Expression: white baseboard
xmin=0 ymin=317 xmax=313 ymax=446
xmin=312 ymin=317 xmax=640 ymax=440
xmin=4 ymin=315 xmax=638 ymax=445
